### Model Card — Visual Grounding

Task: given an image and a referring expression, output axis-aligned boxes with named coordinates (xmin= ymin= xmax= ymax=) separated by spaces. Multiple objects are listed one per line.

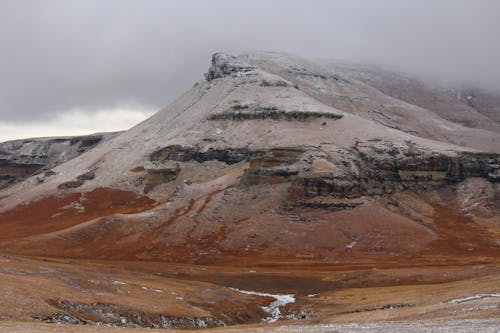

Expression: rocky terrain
xmin=0 ymin=133 xmax=119 ymax=190
xmin=0 ymin=52 xmax=499 ymax=332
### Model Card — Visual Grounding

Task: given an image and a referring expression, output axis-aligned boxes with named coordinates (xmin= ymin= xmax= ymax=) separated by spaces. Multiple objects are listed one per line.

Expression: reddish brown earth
xmin=0 ymin=188 xmax=155 ymax=241
xmin=0 ymin=183 xmax=498 ymax=332
xmin=1 ymin=181 xmax=497 ymax=265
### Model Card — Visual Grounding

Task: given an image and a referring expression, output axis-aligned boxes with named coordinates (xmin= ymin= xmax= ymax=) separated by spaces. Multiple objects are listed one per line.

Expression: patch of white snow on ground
xmin=345 ymin=240 xmax=357 ymax=250
xmin=447 ymin=293 xmax=500 ymax=304
xmin=112 ymin=280 xmax=127 ymax=285
xmin=230 ymin=288 xmax=295 ymax=322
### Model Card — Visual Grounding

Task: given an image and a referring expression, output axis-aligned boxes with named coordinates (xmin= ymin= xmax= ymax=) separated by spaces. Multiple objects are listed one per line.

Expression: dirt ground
xmin=0 ymin=253 xmax=498 ymax=332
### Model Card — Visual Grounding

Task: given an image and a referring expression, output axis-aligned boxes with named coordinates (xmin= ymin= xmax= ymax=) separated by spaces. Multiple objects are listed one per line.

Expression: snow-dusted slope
xmin=325 ymin=60 xmax=500 ymax=131
xmin=242 ymin=52 xmax=500 ymax=152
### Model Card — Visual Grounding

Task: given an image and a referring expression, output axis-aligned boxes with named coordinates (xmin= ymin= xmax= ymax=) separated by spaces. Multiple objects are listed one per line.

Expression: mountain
xmin=0 ymin=52 xmax=499 ymax=331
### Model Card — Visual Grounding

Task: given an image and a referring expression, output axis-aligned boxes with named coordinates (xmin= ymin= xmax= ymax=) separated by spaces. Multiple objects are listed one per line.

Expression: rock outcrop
xmin=208 ymin=108 xmax=343 ymax=121
xmin=0 ymin=133 xmax=115 ymax=189
xmin=143 ymin=165 xmax=181 ymax=193
xmin=205 ymin=53 xmax=257 ymax=81
xmin=149 ymin=140 xmax=500 ymax=201
xmin=150 ymin=145 xmax=251 ymax=165
xmin=57 ymin=170 xmax=96 ymax=190
xmin=238 ymin=141 xmax=500 ymax=200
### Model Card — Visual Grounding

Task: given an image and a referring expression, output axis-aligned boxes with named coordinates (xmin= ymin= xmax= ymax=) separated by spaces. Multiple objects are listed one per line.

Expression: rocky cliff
xmin=0 ymin=133 xmax=117 ymax=190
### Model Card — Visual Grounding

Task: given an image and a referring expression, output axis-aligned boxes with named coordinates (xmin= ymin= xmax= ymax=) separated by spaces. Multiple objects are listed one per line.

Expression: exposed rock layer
xmin=0 ymin=133 xmax=116 ymax=189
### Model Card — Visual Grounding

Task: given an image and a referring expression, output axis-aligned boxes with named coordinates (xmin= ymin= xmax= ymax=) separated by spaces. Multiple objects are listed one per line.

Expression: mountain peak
xmin=205 ymin=52 xmax=257 ymax=81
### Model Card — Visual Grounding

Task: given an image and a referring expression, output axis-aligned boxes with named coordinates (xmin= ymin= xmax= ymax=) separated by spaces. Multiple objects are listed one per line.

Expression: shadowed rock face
xmin=150 ymin=145 xmax=251 ymax=165
xmin=143 ymin=166 xmax=181 ymax=193
xmin=0 ymin=134 xmax=115 ymax=190
xmin=234 ymin=141 xmax=500 ymax=199
xmin=0 ymin=163 xmax=44 ymax=189
xmin=208 ymin=109 xmax=343 ymax=121
xmin=57 ymin=171 xmax=96 ymax=190
xmin=241 ymin=148 xmax=305 ymax=186
xmin=290 ymin=150 xmax=500 ymax=199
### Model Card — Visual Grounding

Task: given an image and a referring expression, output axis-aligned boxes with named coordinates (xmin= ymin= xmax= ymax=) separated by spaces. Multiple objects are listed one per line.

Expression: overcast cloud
xmin=1 ymin=0 xmax=499 ymax=141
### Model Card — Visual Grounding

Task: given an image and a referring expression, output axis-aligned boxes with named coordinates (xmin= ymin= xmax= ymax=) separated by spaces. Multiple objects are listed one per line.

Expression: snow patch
xmin=230 ymin=288 xmax=295 ymax=322
xmin=345 ymin=240 xmax=357 ymax=250
xmin=112 ymin=280 xmax=127 ymax=286
xmin=447 ymin=293 xmax=500 ymax=304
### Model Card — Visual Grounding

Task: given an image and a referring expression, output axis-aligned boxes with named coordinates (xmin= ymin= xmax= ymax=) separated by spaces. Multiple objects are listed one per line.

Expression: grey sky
xmin=1 ymin=0 xmax=499 ymax=140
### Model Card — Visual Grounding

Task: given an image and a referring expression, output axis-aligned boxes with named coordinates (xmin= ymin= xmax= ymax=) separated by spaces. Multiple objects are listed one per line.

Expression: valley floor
xmin=0 ymin=254 xmax=498 ymax=332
